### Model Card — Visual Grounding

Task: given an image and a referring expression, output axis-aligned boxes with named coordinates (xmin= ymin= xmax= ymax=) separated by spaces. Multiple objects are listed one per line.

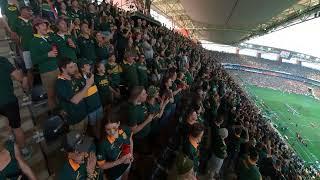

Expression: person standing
xmin=94 ymin=61 xmax=120 ymax=107
xmin=11 ymin=6 xmax=34 ymax=88
xmin=97 ymin=112 xmax=133 ymax=180
xmin=136 ymin=54 xmax=148 ymax=88
xmin=0 ymin=137 xmax=37 ymax=180
xmin=3 ymin=0 xmax=19 ymax=29
xmin=55 ymin=58 xmax=92 ymax=133
xmin=29 ymin=17 xmax=59 ymax=111
xmin=68 ymin=0 xmax=85 ymax=21
xmin=105 ymin=53 xmax=122 ymax=92
xmin=77 ymin=22 xmax=97 ymax=63
xmin=182 ymin=123 xmax=204 ymax=177
xmin=78 ymin=60 xmax=103 ymax=139
xmin=0 ymin=57 xmax=31 ymax=157
xmin=58 ymin=131 xmax=99 ymax=180
xmin=207 ymin=128 xmax=228 ymax=179
xmin=127 ymin=86 xmax=156 ymax=154
xmin=121 ymin=53 xmax=139 ymax=91
xmin=50 ymin=18 xmax=78 ymax=62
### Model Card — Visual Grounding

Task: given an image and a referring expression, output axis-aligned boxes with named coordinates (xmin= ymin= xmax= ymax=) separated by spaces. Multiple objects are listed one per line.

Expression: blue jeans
xmin=88 ymin=106 xmax=103 ymax=126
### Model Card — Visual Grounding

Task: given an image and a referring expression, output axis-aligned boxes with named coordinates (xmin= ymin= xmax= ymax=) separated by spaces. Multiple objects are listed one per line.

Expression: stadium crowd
xmin=229 ymin=71 xmax=314 ymax=95
xmin=0 ymin=0 xmax=319 ymax=180
xmin=215 ymin=52 xmax=320 ymax=81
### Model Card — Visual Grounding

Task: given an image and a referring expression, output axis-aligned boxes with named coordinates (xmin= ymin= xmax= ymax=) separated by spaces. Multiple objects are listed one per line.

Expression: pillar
xmin=256 ymin=52 xmax=261 ymax=58
xmin=277 ymin=54 xmax=282 ymax=62
xmin=236 ymin=48 xmax=240 ymax=55
xmin=297 ymin=60 xmax=302 ymax=66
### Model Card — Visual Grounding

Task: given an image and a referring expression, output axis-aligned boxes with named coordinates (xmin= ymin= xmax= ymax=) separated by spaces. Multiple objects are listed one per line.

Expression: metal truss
xmin=151 ymin=0 xmax=320 ymax=45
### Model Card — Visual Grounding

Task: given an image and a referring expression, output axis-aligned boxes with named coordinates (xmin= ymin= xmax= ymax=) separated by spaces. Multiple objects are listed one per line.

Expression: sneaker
xmin=21 ymin=147 xmax=32 ymax=160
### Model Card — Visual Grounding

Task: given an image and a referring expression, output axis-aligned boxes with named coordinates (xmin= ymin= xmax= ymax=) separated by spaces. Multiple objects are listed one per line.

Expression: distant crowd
xmin=0 ymin=0 xmax=318 ymax=180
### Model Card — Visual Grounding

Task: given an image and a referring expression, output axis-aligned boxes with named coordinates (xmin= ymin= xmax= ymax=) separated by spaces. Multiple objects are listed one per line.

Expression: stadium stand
xmin=0 ymin=1 xmax=319 ymax=180
xmin=213 ymin=52 xmax=320 ymax=81
xmin=229 ymin=71 xmax=314 ymax=95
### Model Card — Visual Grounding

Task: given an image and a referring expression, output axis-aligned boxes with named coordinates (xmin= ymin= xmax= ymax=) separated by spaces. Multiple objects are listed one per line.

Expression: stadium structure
xmin=150 ymin=0 xmax=320 ymax=176
xmin=0 ymin=0 xmax=319 ymax=179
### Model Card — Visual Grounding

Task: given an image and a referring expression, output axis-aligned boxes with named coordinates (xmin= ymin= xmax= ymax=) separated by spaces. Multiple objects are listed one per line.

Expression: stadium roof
xmin=151 ymin=0 xmax=320 ymax=44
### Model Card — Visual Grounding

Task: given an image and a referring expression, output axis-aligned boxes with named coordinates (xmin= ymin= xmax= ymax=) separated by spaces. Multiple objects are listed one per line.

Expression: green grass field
xmin=245 ymin=85 xmax=320 ymax=165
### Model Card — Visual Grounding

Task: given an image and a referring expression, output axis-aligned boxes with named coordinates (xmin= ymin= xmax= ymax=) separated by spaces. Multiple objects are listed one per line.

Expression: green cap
xmin=176 ymin=153 xmax=194 ymax=175
xmin=147 ymin=85 xmax=159 ymax=98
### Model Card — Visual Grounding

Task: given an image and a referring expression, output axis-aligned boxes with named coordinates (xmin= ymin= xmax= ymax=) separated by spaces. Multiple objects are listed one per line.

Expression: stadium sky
xmin=247 ymin=17 xmax=320 ymax=58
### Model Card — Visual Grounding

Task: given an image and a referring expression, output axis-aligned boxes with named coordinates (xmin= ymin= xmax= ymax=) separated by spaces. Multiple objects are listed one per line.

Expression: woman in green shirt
xmin=0 ymin=139 xmax=36 ymax=180
xmin=146 ymin=85 xmax=170 ymax=134
xmin=105 ymin=54 xmax=122 ymax=90
xmin=97 ymin=113 xmax=133 ymax=180
xmin=95 ymin=32 xmax=109 ymax=63
xmin=94 ymin=61 xmax=120 ymax=107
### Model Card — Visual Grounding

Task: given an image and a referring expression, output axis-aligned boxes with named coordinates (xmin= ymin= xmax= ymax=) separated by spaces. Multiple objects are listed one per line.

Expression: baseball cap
xmin=32 ymin=17 xmax=49 ymax=27
xmin=64 ymin=131 xmax=93 ymax=152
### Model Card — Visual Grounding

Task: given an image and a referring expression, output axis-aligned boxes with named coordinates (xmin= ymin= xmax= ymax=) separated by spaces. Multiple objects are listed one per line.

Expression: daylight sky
xmin=247 ymin=17 xmax=320 ymax=58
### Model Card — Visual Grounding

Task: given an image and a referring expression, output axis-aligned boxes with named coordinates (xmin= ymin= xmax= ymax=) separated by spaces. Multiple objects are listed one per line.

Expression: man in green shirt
xmin=78 ymin=59 xmax=103 ymax=139
xmin=121 ymin=53 xmax=139 ymax=91
xmin=56 ymin=58 xmax=92 ymax=133
xmin=59 ymin=131 xmax=99 ymax=180
xmin=0 ymin=57 xmax=31 ymax=157
xmin=50 ymin=18 xmax=78 ymax=62
xmin=127 ymin=86 xmax=156 ymax=153
xmin=136 ymin=54 xmax=148 ymax=88
xmin=11 ymin=6 xmax=33 ymax=87
xmin=3 ymin=0 xmax=19 ymax=29
xmin=182 ymin=122 xmax=204 ymax=176
xmin=238 ymin=148 xmax=262 ymax=180
xmin=105 ymin=53 xmax=122 ymax=89
xmin=77 ymin=22 xmax=97 ymax=63
xmin=29 ymin=17 xmax=59 ymax=111
xmin=208 ymin=128 xmax=228 ymax=179
xmin=68 ymin=0 xmax=85 ymax=21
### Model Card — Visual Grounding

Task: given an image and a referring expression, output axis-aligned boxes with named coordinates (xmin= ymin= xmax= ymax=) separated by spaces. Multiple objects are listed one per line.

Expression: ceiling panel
xmin=227 ymin=0 xmax=298 ymax=28
xmin=181 ymin=0 xmax=237 ymax=25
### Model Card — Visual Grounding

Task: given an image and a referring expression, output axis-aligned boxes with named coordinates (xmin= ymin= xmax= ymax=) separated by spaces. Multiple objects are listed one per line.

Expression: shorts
xmin=0 ymin=100 xmax=21 ymax=129
xmin=207 ymin=153 xmax=224 ymax=176
xmin=69 ymin=117 xmax=88 ymax=134
xmin=40 ymin=70 xmax=59 ymax=94
xmin=22 ymin=51 xmax=32 ymax=70
xmin=88 ymin=106 xmax=103 ymax=126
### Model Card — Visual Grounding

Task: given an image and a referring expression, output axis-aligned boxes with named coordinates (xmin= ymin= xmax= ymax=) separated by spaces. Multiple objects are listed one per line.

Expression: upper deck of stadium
xmin=151 ymin=0 xmax=320 ymax=44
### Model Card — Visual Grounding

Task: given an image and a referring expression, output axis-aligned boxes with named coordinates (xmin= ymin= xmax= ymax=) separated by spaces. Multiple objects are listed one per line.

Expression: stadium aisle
xmin=0 ymin=28 xmax=52 ymax=179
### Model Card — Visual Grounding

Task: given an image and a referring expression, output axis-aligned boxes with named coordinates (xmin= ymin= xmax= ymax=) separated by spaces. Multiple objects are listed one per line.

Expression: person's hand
xmin=85 ymin=75 xmax=94 ymax=88
xmin=22 ymin=76 xmax=29 ymax=91
xmin=120 ymin=153 xmax=132 ymax=164
xmin=67 ymin=38 xmax=76 ymax=48
xmin=10 ymin=31 xmax=19 ymax=41
xmin=48 ymin=50 xmax=58 ymax=57
xmin=86 ymin=152 xmax=97 ymax=175
xmin=164 ymin=98 xmax=170 ymax=106
xmin=146 ymin=113 xmax=155 ymax=122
